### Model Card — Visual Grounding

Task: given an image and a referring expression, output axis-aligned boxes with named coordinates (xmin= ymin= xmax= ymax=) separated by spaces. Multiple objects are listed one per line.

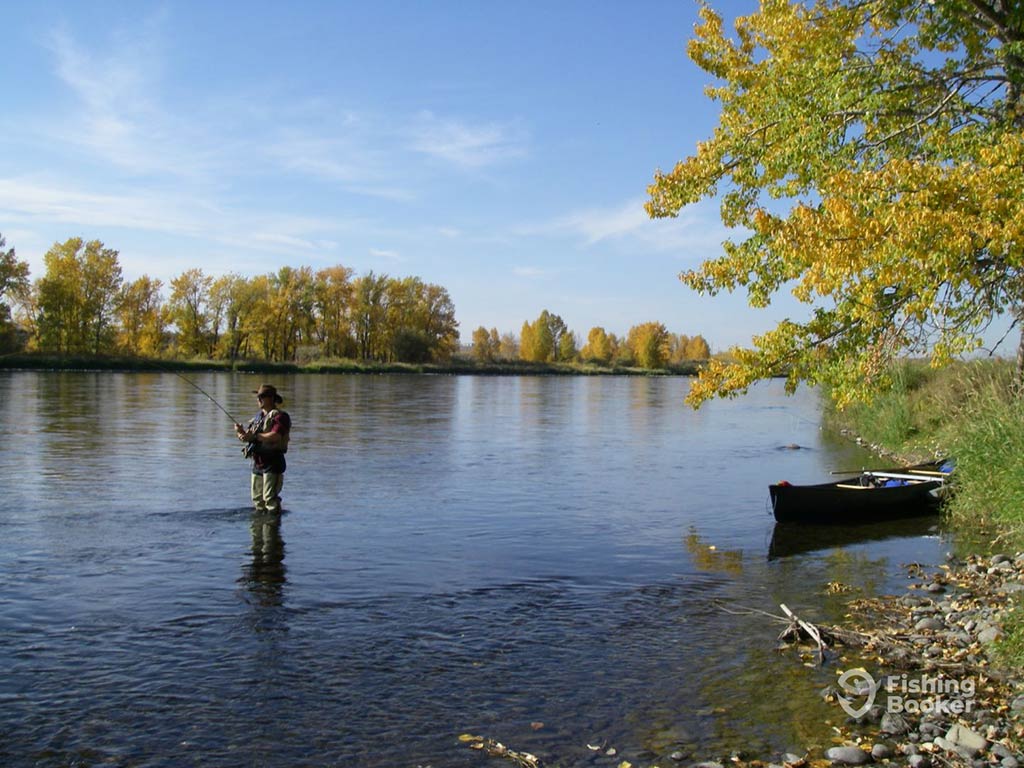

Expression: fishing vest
xmin=245 ymin=409 xmax=290 ymax=455
xmin=263 ymin=409 xmax=290 ymax=454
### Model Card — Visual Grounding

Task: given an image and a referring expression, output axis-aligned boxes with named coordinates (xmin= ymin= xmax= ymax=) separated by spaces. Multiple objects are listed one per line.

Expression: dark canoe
xmin=769 ymin=460 xmax=951 ymax=525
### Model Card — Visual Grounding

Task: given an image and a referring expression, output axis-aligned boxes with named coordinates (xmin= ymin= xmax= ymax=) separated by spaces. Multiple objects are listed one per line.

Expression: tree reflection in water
xmin=663 ymin=528 xmax=902 ymax=760
xmin=684 ymin=527 xmax=744 ymax=576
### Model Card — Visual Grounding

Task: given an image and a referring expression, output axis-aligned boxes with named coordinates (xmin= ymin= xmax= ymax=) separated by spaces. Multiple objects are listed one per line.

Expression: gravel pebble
xmin=825 ymin=746 xmax=872 ymax=765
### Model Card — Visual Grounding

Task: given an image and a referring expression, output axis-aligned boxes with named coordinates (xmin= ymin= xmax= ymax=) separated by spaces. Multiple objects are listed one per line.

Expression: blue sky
xmin=1 ymin=0 xmax=816 ymax=350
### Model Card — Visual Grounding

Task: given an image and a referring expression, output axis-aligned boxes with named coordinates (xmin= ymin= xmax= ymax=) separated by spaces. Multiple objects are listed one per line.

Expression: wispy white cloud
xmin=408 ymin=111 xmax=527 ymax=169
xmin=368 ymin=248 xmax=401 ymax=261
xmin=549 ymin=197 xmax=733 ymax=255
xmin=558 ymin=199 xmax=651 ymax=245
xmin=44 ymin=19 xmax=214 ymax=179
xmin=249 ymin=232 xmax=325 ymax=252
xmin=267 ymin=131 xmax=417 ymax=201
xmin=0 ymin=176 xmax=203 ymax=234
xmin=270 ymin=136 xmax=363 ymax=183
xmin=0 ymin=176 xmax=347 ymax=261
xmin=39 ymin=18 xmax=530 ymax=208
xmin=44 ymin=21 xmax=389 ymax=198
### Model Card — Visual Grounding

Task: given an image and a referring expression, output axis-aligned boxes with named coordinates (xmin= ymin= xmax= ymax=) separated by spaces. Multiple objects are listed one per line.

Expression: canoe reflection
xmin=768 ymin=516 xmax=941 ymax=560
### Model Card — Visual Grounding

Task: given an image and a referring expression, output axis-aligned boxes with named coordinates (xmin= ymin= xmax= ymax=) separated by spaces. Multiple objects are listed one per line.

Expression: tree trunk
xmin=1016 ymin=307 xmax=1024 ymax=397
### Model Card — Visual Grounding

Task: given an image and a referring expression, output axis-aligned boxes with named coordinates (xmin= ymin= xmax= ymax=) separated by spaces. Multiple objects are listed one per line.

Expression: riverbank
xmin=823 ymin=359 xmax=1024 ymax=664
xmin=822 ymin=359 xmax=1024 ymax=542
xmin=460 ymin=551 xmax=1024 ymax=768
xmin=786 ymin=551 xmax=1024 ymax=768
xmin=774 ymin=359 xmax=1024 ymax=768
xmin=686 ymin=364 xmax=1024 ymax=768
xmin=0 ymin=351 xmax=701 ymax=377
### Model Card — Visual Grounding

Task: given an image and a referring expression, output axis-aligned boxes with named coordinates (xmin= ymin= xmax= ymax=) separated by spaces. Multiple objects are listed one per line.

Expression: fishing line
xmin=0 ymin=351 xmax=245 ymax=425
xmin=134 ymin=358 xmax=264 ymax=461
xmin=133 ymin=356 xmax=243 ymax=425
xmin=168 ymin=368 xmax=241 ymax=424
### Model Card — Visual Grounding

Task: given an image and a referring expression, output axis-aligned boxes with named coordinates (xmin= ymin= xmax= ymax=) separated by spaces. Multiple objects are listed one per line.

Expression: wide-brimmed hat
xmin=253 ymin=384 xmax=284 ymax=403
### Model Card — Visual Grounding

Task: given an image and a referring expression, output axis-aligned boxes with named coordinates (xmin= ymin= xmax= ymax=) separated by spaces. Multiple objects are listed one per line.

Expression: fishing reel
xmin=240 ymin=416 xmax=263 ymax=459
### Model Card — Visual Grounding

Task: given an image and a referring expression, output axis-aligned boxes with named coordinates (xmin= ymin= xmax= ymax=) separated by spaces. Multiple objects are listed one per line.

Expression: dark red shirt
xmin=252 ymin=409 xmax=291 ymax=474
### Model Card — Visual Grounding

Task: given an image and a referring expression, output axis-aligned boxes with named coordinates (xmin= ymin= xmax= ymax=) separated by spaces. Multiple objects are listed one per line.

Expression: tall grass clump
xmin=828 ymin=357 xmax=1024 ymax=536
xmin=824 ymin=360 xmax=930 ymax=452
xmin=940 ymin=373 xmax=1024 ymax=535
xmin=993 ymin=600 xmax=1024 ymax=669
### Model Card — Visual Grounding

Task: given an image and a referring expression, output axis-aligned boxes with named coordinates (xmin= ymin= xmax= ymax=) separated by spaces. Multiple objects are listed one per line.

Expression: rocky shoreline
xmin=462 ymin=552 xmax=1024 ymax=768
xmin=749 ymin=552 xmax=1024 ymax=768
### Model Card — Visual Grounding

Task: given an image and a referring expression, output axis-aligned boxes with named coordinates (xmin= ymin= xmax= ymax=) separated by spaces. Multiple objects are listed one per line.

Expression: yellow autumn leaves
xmin=648 ymin=0 xmax=1024 ymax=407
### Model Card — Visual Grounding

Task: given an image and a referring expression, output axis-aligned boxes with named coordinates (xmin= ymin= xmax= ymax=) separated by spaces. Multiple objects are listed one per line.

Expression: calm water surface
xmin=0 ymin=372 xmax=950 ymax=767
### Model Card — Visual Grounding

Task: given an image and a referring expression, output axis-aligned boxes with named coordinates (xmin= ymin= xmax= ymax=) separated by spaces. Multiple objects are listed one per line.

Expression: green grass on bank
xmin=825 ymin=358 xmax=1024 ymax=531
xmin=0 ymin=351 xmax=703 ymax=377
xmin=994 ymin=600 xmax=1024 ymax=668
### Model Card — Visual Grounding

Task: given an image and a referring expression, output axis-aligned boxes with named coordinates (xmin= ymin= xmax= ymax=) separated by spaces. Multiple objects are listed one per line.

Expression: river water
xmin=0 ymin=372 xmax=950 ymax=767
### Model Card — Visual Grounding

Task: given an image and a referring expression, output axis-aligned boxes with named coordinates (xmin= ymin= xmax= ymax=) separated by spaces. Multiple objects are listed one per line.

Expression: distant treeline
xmin=0 ymin=352 xmax=705 ymax=378
xmin=471 ymin=311 xmax=710 ymax=368
xmin=0 ymin=233 xmax=711 ymax=370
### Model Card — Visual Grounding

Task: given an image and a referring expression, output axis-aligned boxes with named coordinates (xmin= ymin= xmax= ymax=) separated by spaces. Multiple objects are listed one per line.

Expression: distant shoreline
xmin=0 ymin=352 xmax=702 ymax=377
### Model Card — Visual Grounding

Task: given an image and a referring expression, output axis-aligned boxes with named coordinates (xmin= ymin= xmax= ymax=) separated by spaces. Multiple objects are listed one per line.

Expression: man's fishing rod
xmin=169 ymin=368 xmax=241 ymax=425
xmin=145 ymin=359 xmax=266 ymax=459
xmin=0 ymin=351 xmax=246 ymax=426
xmin=134 ymin=356 xmax=243 ymax=425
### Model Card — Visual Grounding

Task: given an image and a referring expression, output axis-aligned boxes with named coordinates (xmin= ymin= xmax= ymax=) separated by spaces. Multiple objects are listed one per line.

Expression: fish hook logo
xmin=837 ymin=668 xmax=878 ymax=719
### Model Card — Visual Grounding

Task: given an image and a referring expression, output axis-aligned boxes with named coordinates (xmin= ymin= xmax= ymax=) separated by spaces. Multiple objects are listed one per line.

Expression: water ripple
xmin=0 ymin=372 xmax=947 ymax=767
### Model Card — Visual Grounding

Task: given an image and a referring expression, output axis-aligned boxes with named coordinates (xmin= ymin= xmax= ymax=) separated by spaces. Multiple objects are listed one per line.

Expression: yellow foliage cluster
xmin=24 ymin=238 xmax=460 ymax=365
xmin=648 ymin=0 xmax=1024 ymax=407
xmin=479 ymin=312 xmax=712 ymax=369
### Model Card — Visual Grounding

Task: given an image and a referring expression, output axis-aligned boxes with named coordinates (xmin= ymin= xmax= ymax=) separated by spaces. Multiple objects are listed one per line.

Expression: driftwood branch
xmin=781 ymin=603 xmax=827 ymax=664
xmin=459 ymin=735 xmax=541 ymax=767
xmin=713 ymin=598 xmax=997 ymax=680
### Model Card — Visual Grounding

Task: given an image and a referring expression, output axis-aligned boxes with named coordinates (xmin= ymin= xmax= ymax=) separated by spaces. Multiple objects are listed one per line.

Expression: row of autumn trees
xmin=0 ymin=235 xmax=460 ymax=363
xmin=0 ymin=233 xmax=713 ymax=368
xmin=471 ymin=309 xmax=710 ymax=368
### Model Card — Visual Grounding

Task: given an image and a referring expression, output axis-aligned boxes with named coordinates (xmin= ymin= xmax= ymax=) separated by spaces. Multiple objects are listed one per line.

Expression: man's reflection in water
xmin=241 ymin=511 xmax=287 ymax=607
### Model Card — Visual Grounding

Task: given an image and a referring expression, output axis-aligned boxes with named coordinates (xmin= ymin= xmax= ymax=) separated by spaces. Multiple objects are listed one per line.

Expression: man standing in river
xmin=235 ymin=384 xmax=291 ymax=513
